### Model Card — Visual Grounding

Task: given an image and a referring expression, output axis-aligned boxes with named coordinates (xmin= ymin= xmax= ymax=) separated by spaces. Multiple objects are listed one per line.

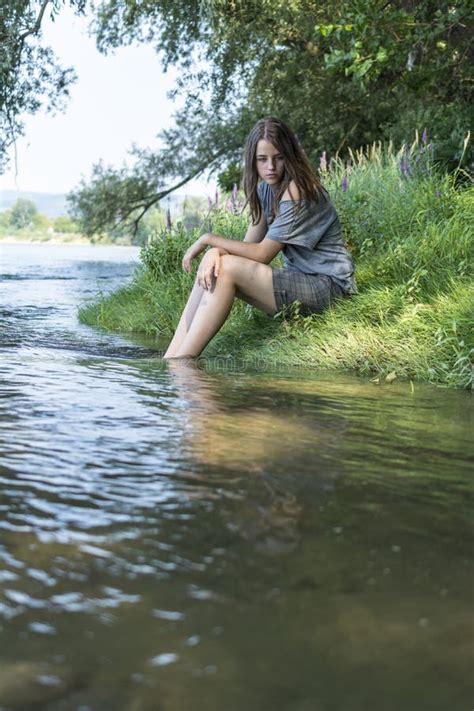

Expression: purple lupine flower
xmin=400 ymin=157 xmax=410 ymax=177
xmin=166 ymin=207 xmax=172 ymax=230
xmin=422 ymin=129 xmax=428 ymax=144
xmin=400 ymin=146 xmax=411 ymax=178
xmin=341 ymin=174 xmax=349 ymax=192
xmin=435 ymin=190 xmax=442 ymax=198
xmin=319 ymin=151 xmax=328 ymax=173
xmin=215 ymin=188 xmax=219 ymax=206
xmin=207 ymin=195 xmax=213 ymax=207
xmin=232 ymin=183 xmax=238 ymax=202
xmin=226 ymin=198 xmax=233 ymax=212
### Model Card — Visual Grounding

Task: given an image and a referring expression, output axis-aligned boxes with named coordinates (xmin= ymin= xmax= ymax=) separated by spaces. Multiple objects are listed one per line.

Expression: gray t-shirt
xmin=257 ymin=181 xmax=357 ymax=294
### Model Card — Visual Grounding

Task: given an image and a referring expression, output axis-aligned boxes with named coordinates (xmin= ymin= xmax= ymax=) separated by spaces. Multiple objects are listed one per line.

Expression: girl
xmin=164 ymin=116 xmax=357 ymax=359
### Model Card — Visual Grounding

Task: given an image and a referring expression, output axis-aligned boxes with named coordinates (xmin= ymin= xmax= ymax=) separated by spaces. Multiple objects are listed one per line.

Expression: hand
xmin=182 ymin=235 xmax=208 ymax=273
xmin=197 ymin=248 xmax=221 ymax=291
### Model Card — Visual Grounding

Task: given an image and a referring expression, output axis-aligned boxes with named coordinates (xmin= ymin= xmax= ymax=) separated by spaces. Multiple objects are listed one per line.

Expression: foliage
xmin=178 ymin=196 xmax=210 ymax=231
xmin=1 ymin=197 xmax=54 ymax=232
xmin=0 ymin=198 xmax=86 ymax=240
xmin=80 ymin=146 xmax=473 ymax=388
xmin=53 ymin=215 xmax=79 ymax=233
xmin=141 ymin=223 xmax=197 ymax=279
xmin=217 ymin=164 xmax=242 ymax=192
xmin=32 ymin=211 xmax=50 ymax=230
xmin=67 ymin=0 xmax=473 ymax=234
xmin=9 ymin=197 xmax=38 ymax=228
xmin=0 ymin=210 xmax=11 ymax=229
xmin=0 ymin=0 xmax=86 ymax=170
xmin=67 ymin=109 xmax=252 ymax=236
xmin=3 ymin=0 xmax=472 ymax=237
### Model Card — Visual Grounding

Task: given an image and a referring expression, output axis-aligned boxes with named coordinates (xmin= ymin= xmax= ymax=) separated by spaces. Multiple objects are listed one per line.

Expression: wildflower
xmin=215 ymin=188 xmax=219 ymax=206
xmin=400 ymin=157 xmax=410 ymax=177
xmin=400 ymin=145 xmax=411 ymax=178
xmin=166 ymin=207 xmax=172 ymax=231
xmin=341 ymin=174 xmax=349 ymax=192
xmin=319 ymin=151 xmax=328 ymax=173
xmin=207 ymin=196 xmax=213 ymax=207
xmin=422 ymin=129 xmax=428 ymax=144
xmin=232 ymin=183 xmax=238 ymax=202
xmin=435 ymin=190 xmax=442 ymax=198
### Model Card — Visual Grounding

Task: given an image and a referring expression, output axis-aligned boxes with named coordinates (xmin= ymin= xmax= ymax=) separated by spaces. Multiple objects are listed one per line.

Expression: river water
xmin=0 ymin=243 xmax=472 ymax=711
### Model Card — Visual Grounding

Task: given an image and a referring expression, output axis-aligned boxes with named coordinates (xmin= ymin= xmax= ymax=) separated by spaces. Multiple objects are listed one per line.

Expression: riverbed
xmin=0 ymin=243 xmax=472 ymax=710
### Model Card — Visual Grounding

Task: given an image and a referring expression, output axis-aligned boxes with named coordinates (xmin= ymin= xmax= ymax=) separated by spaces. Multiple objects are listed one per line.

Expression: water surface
xmin=0 ymin=243 xmax=472 ymax=710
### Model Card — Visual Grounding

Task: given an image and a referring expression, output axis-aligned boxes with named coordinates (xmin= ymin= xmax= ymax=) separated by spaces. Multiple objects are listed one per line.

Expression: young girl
xmin=164 ymin=116 xmax=357 ymax=359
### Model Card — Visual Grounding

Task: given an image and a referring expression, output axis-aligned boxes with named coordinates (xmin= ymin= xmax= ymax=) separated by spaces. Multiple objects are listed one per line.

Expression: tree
xmin=0 ymin=0 xmax=86 ymax=171
xmin=0 ymin=209 xmax=12 ymax=231
xmin=67 ymin=105 xmax=255 ymax=235
xmin=2 ymin=1 xmax=471 ymax=234
xmin=9 ymin=197 xmax=37 ymax=228
xmin=53 ymin=215 xmax=78 ymax=232
xmin=69 ymin=0 xmax=472 ymax=234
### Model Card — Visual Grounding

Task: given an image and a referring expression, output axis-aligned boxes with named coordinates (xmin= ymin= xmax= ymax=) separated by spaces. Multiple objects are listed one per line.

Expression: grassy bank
xmin=79 ymin=142 xmax=473 ymax=389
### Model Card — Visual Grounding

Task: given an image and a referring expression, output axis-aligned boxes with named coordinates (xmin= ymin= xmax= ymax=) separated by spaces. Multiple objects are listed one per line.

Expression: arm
xmin=182 ymin=231 xmax=282 ymax=273
xmin=204 ymin=208 xmax=268 ymax=257
xmin=221 ymin=181 xmax=298 ymax=253
xmin=243 ymin=210 xmax=267 ymax=243
xmin=207 ymin=180 xmax=298 ymax=262
xmin=204 ymin=233 xmax=282 ymax=264
xmin=182 ymin=209 xmax=282 ymax=273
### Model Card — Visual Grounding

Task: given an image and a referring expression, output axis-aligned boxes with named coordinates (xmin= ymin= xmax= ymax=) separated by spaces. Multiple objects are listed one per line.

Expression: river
xmin=0 ymin=243 xmax=472 ymax=710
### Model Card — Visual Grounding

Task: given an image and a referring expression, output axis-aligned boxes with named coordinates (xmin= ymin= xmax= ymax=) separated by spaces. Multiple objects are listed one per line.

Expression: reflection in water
xmin=0 ymin=244 xmax=472 ymax=710
xmin=167 ymin=360 xmax=307 ymax=554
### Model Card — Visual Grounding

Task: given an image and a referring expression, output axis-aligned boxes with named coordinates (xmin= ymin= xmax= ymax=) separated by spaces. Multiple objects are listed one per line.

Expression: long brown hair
xmin=242 ymin=116 xmax=324 ymax=225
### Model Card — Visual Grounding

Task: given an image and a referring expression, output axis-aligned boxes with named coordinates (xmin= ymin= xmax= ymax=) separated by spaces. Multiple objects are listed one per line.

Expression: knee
xmin=219 ymin=254 xmax=241 ymax=281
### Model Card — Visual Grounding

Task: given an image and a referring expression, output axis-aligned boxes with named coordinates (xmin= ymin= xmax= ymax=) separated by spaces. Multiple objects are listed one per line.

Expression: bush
xmin=53 ymin=216 xmax=79 ymax=233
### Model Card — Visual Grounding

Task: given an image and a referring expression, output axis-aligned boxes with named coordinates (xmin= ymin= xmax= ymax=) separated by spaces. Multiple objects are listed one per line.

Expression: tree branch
xmin=1 ymin=0 xmax=52 ymax=49
xmin=124 ymin=158 xmax=223 ymax=235
xmin=17 ymin=0 xmax=52 ymax=43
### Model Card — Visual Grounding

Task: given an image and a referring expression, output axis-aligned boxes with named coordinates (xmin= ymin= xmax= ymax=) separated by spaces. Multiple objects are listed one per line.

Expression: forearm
xmin=204 ymin=233 xmax=264 ymax=262
xmin=243 ymin=232 xmax=263 ymax=244
xmin=211 ymin=245 xmax=230 ymax=256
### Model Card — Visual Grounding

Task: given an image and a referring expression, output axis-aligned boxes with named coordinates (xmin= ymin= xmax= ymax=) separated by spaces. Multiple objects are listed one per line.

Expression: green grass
xmin=79 ymin=141 xmax=473 ymax=389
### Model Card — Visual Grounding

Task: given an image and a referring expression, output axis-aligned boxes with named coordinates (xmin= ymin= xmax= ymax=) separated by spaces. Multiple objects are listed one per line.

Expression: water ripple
xmin=0 ymin=244 xmax=472 ymax=711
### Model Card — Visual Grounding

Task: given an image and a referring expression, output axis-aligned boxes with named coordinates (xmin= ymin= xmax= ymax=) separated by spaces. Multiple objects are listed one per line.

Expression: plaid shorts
xmin=272 ymin=267 xmax=347 ymax=316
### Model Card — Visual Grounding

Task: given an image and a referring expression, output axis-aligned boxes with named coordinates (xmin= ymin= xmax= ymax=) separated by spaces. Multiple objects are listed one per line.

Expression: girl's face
xmin=255 ymin=139 xmax=285 ymax=186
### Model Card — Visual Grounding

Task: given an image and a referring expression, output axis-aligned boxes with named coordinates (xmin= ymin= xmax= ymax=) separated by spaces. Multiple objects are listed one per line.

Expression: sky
xmin=0 ymin=5 xmax=213 ymax=198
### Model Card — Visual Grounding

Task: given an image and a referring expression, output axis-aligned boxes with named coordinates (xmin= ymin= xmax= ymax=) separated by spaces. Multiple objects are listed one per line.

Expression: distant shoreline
xmin=0 ymin=236 xmax=90 ymax=245
xmin=0 ymin=236 xmax=136 ymax=247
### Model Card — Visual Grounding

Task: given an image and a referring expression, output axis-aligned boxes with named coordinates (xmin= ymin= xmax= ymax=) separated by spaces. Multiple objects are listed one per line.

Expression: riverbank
xmin=79 ymin=144 xmax=473 ymax=389
xmin=0 ymin=233 xmax=133 ymax=245
xmin=0 ymin=234 xmax=90 ymax=245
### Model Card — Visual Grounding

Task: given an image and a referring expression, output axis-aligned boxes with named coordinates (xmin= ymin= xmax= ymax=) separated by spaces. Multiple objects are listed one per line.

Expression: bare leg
xmin=167 ymin=255 xmax=277 ymax=359
xmin=163 ymin=278 xmax=206 ymax=358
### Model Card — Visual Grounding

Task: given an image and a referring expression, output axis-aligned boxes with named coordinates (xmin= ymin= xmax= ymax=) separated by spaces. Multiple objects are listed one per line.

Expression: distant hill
xmin=0 ymin=191 xmax=68 ymax=218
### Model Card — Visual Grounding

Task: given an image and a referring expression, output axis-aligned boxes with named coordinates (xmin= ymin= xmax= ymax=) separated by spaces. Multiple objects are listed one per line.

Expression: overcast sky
xmin=0 ymin=5 xmax=213 ymax=197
